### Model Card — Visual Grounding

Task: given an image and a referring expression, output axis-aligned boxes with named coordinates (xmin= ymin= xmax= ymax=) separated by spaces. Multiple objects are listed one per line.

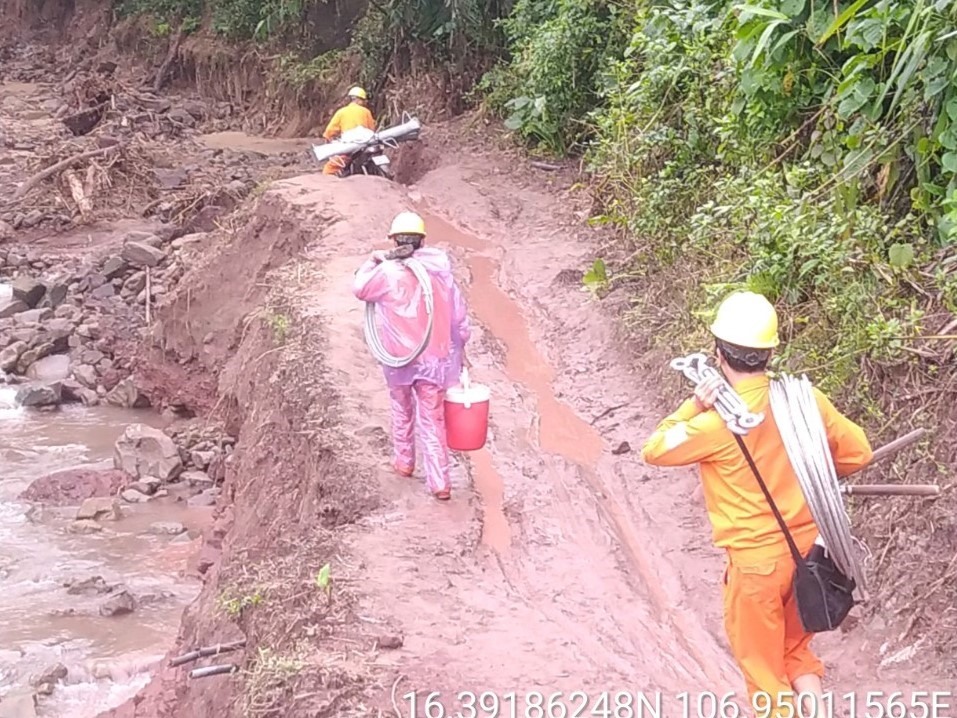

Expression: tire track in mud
xmin=413 ymin=206 xmax=741 ymax=695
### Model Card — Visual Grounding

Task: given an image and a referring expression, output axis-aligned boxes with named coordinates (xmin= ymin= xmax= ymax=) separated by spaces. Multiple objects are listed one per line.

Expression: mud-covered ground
xmin=0 ymin=22 xmax=954 ymax=718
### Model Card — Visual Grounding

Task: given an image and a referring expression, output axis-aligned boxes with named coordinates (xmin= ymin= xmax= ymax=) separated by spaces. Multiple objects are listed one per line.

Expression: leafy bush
xmin=480 ymin=0 xmax=628 ymax=153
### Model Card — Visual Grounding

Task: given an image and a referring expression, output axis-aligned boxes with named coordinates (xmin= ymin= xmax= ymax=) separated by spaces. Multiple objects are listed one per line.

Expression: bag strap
xmin=732 ymin=434 xmax=807 ymax=569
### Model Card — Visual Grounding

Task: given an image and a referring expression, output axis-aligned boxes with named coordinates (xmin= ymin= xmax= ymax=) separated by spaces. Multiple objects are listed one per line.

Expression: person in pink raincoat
xmin=352 ymin=211 xmax=471 ymax=501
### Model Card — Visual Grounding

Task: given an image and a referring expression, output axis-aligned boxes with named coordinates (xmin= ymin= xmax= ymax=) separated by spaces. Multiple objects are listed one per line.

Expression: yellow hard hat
xmin=348 ymin=86 xmax=367 ymax=100
xmin=709 ymin=290 xmax=780 ymax=349
xmin=389 ymin=211 xmax=425 ymax=237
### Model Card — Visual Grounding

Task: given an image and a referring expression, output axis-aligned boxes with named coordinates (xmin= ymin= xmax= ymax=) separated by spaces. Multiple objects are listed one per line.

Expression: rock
xmin=129 ymin=477 xmax=161 ymax=495
xmin=0 ymin=687 xmax=38 ymax=718
xmin=171 ymin=232 xmax=206 ymax=250
xmin=26 ymin=354 xmax=70 ymax=381
xmin=190 ymin=450 xmax=216 ymax=469
xmin=0 ymin=299 xmax=28 ymax=318
xmin=0 ymin=341 xmax=26 ymax=371
xmin=104 ymin=377 xmax=150 ymax=409
xmin=182 ymin=470 xmax=213 ymax=488
xmin=17 ymin=344 xmax=55 ymax=374
xmin=64 ymin=575 xmax=113 ymax=595
xmin=114 ymin=424 xmax=183 ymax=481
xmin=123 ymin=272 xmax=147 ymax=295
xmin=102 ymin=257 xmax=129 ymax=279
xmin=121 ymin=241 xmax=166 ymax=268
xmin=76 ymin=497 xmax=121 ymax=521
xmin=67 ymin=519 xmax=103 ymax=534
xmin=32 ymin=663 xmax=68 ymax=690
xmin=14 ymin=308 xmax=53 ymax=325
xmin=40 ymin=283 xmax=68 ymax=309
xmin=11 ymin=277 xmax=45 ymax=307
xmin=375 ymin=634 xmax=404 ymax=650
xmin=15 ymin=382 xmax=61 ymax=407
xmin=121 ymin=488 xmax=149 ymax=503
xmin=182 ymin=101 xmax=207 ymax=120
xmin=99 ymin=589 xmax=136 ymax=617
xmin=167 ymin=108 xmax=195 ymax=127
xmin=153 ymin=168 xmax=188 ymax=190
xmin=20 ymin=468 xmax=130 ymax=506
xmin=45 ymin=317 xmax=74 ymax=335
xmin=73 ymin=364 xmax=98 ymax=388
xmin=81 ymin=349 xmax=105 ymax=365
xmin=76 ymin=323 xmax=99 ymax=339
xmin=0 ymin=220 xmax=13 ymax=241
xmin=187 ymin=490 xmax=218 ymax=508
xmin=91 ymin=284 xmax=115 ymax=299
xmin=149 ymin=521 xmax=186 ymax=536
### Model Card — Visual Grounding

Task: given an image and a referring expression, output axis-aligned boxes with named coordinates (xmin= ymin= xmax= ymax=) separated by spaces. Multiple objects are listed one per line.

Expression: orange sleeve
xmin=813 ymin=387 xmax=873 ymax=476
xmin=363 ymin=108 xmax=375 ymax=130
xmin=640 ymin=398 xmax=731 ymax=467
xmin=323 ymin=109 xmax=343 ymax=140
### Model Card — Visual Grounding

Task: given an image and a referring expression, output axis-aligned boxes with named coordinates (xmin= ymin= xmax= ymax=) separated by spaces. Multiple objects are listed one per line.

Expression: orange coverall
xmin=640 ymin=374 xmax=872 ymax=715
xmin=321 ymin=101 xmax=375 ymax=176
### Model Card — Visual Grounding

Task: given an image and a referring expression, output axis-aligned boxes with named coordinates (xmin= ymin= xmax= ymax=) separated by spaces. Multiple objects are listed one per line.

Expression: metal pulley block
xmin=670 ymin=353 xmax=765 ymax=435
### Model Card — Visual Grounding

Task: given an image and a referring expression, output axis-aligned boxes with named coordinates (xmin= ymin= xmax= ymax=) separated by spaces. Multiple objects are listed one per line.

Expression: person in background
xmin=639 ymin=290 xmax=873 ymax=718
xmin=321 ymin=86 xmax=375 ymax=176
xmin=352 ymin=211 xmax=471 ymax=501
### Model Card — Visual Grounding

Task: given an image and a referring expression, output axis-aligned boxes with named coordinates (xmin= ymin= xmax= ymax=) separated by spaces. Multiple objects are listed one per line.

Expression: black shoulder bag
xmin=732 ymin=434 xmax=857 ymax=633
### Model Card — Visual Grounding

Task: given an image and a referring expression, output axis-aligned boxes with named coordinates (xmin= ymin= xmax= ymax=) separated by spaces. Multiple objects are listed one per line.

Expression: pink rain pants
xmin=352 ymin=246 xmax=470 ymax=495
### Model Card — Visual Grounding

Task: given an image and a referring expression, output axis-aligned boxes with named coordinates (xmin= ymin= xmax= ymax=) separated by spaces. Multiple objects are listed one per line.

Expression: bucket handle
xmin=460 ymin=368 xmax=472 ymax=409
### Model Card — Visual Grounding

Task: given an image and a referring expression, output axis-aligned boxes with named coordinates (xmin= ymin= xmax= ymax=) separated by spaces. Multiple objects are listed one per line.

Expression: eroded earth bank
xmin=0 ymin=20 xmax=954 ymax=718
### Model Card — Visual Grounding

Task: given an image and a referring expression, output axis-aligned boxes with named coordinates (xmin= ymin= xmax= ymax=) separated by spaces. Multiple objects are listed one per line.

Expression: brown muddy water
xmin=0 ymin=388 xmax=205 ymax=716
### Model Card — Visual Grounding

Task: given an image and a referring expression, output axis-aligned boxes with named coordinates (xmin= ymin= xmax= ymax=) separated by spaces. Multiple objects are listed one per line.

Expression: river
xmin=0 ymin=388 xmax=206 ymax=716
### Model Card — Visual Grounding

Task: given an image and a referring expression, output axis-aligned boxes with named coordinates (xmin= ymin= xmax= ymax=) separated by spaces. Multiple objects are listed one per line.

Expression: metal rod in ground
xmin=189 ymin=664 xmax=239 ymax=679
xmin=170 ymin=639 xmax=247 ymax=667
xmin=865 ymin=427 xmax=928 ymax=468
xmin=841 ymin=484 xmax=941 ymax=497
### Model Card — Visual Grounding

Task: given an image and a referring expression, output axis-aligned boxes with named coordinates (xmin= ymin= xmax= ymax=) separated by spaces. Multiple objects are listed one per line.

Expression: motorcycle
xmin=311 ymin=113 xmax=422 ymax=180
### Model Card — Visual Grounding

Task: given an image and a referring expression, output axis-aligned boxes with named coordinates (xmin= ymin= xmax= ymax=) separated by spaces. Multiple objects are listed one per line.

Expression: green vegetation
xmin=484 ymin=0 xmax=957 ymax=409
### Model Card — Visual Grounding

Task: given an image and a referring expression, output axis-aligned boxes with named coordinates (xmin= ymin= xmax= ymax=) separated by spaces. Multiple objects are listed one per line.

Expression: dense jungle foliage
xmin=484 ymin=0 xmax=957 ymax=411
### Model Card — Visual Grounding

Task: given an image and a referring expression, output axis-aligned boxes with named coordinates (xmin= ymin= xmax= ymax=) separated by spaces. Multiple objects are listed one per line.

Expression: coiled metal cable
xmin=769 ymin=373 xmax=868 ymax=597
xmin=362 ymin=257 xmax=434 ymax=368
xmin=670 ymin=353 xmax=765 ymax=435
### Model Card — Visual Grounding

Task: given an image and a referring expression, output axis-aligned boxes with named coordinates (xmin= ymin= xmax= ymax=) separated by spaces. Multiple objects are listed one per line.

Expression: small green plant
xmin=219 ymin=588 xmax=265 ymax=616
xmin=581 ymin=258 xmax=608 ymax=297
xmin=267 ymin=312 xmax=290 ymax=344
xmin=314 ymin=562 xmax=331 ymax=596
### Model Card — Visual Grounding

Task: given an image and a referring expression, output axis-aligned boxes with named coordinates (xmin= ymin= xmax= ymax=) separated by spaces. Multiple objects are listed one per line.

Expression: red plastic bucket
xmin=444 ymin=370 xmax=490 ymax=451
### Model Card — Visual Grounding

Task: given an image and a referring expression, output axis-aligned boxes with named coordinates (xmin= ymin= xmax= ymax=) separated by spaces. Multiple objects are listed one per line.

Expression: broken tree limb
xmin=860 ymin=427 xmax=927 ymax=470
xmin=842 ymin=484 xmax=940 ymax=497
xmin=152 ymin=24 xmax=184 ymax=94
xmin=189 ymin=664 xmax=238 ymax=679
xmin=170 ymin=639 xmax=246 ymax=667
xmin=530 ymin=160 xmax=562 ymax=171
xmin=13 ymin=145 xmax=122 ymax=201
xmin=63 ymin=169 xmax=93 ymax=221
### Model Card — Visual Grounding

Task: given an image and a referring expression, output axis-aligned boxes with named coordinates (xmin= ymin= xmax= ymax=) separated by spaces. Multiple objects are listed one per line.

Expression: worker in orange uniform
xmin=640 ymin=291 xmax=872 ymax=718
xmin=321 ymin=86 xmax=376 ymax=176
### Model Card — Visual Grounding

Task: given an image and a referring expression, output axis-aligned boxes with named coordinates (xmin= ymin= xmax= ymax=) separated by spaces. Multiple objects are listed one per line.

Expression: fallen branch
xmin=152 ymin=24 xmax=184 ymax=94
xmin=189 ymin=664 xmax=238 ymax=679
xmin=170 ymin=639 xmax=246 ymax=667
xmin=530 ymin=160 xmax=562 ymax=171
xmin=63 ymin=169 xmax=93 ymax=221
xmin=852 ymin=427 xmax=927 ymax=474
xmin=842 ymin=484 xmax=940 ymax=497
xmin=13 ymin=145 xmax=122 ymax=201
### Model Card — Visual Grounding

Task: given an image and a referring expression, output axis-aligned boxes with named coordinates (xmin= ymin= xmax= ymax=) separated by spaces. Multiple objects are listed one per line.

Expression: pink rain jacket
xmin=353 ymin=247 xmax=470 ymax=389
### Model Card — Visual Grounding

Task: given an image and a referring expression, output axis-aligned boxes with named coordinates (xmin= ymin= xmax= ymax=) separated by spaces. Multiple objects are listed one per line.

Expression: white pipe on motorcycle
xmin=310 ymin=117 xmax=421 ymax=164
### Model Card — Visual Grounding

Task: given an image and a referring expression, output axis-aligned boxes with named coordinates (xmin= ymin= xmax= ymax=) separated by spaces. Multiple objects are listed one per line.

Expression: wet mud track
xmin=275 ymin=142 xmax=950 ymax=718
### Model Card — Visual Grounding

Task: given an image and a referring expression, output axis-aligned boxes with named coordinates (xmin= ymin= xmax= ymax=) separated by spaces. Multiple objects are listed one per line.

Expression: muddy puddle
xmin=199 ymin=131 xmax=312 ymax=156
xmin=0 ymin=391 xmax=204 ymax=716
xmin=411 ymin=209 xmax=607 ymax=556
